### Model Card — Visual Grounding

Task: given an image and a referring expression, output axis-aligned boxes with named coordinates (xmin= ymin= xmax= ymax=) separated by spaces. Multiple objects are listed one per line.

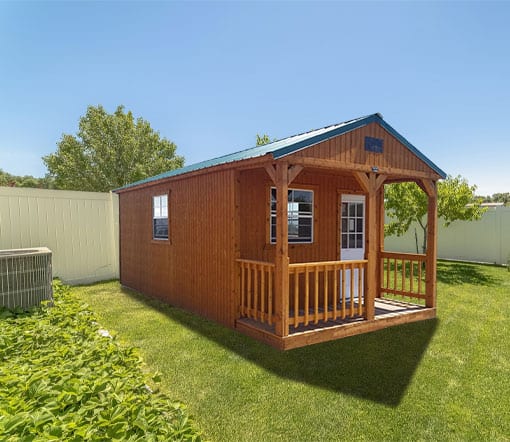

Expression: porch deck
xmin=237 ymin=299 xmax=435 ymax=350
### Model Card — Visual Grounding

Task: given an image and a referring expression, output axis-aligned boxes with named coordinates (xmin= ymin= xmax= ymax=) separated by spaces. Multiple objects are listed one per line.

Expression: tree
xmin=43 ymin=105 xmax=184 ymax=192
xmin=480 ymin=192 xmax=510 ymax=205
xmin=385 ymin=175 xmax=486 ymax=254
xmin=256 ymin=134 xmax=273 ymax=146
xmin=0 ymin=169 xmax=55 ymax=189
xmin=491 ymin=193 xmax=510 ymax=205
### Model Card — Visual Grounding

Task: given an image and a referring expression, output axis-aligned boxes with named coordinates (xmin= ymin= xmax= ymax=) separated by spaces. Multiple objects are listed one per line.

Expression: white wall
xmin=385 ymin=206 xmax=510 ymax=265
xmin=0 ymin=187 xmax=119 ymax=284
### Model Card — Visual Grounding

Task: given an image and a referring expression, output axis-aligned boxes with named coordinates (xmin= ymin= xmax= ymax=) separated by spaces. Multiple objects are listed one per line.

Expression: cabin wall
xmin=291 ymin=122 xmax=432 ymax=176
xmin=239 ymin=168 xmax=362 ymax=264
xmin=119 ymin=169 xmax=236 ymax=327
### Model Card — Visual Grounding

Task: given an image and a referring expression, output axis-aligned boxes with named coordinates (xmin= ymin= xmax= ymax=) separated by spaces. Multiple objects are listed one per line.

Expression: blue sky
xmin=0 ymin=1 xmax=509 ymax=195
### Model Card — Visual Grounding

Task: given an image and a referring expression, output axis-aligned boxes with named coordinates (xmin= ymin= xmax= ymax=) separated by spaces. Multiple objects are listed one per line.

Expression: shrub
xmin=0 ymin=281 xmax=201 ymax=441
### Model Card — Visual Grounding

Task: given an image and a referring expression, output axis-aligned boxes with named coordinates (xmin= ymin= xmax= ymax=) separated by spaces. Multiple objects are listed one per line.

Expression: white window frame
xmin=153 ymin=194 xmax=168 ymax=240
xmin=270 ymin=187 xmax=314 ymax=244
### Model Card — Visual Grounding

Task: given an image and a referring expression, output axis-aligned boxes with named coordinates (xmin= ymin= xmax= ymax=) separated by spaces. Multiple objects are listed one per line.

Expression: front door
xmin=340 ymin=194 xmax=365 ymax=301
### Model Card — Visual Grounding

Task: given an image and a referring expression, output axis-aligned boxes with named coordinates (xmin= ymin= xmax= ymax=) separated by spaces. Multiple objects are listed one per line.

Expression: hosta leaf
xmin=152 ymin=372 xmax=161 ymax=383
xmin=133 ymin=417 xmax=148 ymax=432
xmin=3 ymin=413 xmax=30 ymax=433
xmin=31 ymin=410 xmax=54 ymax=428
xmin=106 ymin=421 xmax=128 ymax=439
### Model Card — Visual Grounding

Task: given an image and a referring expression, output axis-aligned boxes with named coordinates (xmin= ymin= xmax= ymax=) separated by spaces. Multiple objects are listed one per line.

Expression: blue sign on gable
xmin=364 ymin=136 xmax=384 ymax=153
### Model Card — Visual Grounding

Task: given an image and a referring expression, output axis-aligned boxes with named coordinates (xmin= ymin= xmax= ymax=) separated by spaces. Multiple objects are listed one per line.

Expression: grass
xmin=74 ymin=261 xmax=510 ymax=441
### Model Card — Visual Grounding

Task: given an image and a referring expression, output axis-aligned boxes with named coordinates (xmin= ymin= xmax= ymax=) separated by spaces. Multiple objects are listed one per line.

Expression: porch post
xmin=365 ymin=173 xmax=378 ymax=320
xmin=274 ymin=162 xmax=289 ymax=336
xmin=354 ymin=172 xmax=386 ymax=321
xmin=376 ymin=184 xmax=386 ymax=298
xmin=424 ymin=180 xmax=438 ymax=308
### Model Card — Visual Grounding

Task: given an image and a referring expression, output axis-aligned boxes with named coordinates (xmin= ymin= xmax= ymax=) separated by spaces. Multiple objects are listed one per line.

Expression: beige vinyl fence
xmin=0 ymin=187 xmax=119 ymax=284
xmin=385 ymin=206 xmax=510 ymax=266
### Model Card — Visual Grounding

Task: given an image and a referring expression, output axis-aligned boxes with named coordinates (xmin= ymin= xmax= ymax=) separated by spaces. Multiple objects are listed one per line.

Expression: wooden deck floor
xmin=236 ymin=298 xmax=435 ymax=350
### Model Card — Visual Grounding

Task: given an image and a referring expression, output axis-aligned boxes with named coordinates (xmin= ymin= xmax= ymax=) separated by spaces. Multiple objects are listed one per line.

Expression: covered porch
xmin=234 ymin=160 xmax=439 ymax=350
xmin=236 ymin=252 xmax=435 ymax=350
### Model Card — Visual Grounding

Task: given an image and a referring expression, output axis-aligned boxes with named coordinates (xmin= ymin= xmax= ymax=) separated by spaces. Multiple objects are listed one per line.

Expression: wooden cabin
xmin=115 ymin=113 xmax=446 ymax=350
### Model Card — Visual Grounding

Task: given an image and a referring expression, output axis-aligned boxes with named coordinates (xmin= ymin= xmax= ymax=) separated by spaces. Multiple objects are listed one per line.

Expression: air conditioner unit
xmin=0 ymin=247 xmax=53 ymax=310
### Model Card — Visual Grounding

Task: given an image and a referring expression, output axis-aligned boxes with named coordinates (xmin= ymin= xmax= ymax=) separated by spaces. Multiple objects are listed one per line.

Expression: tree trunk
xmin=418 ymin=220 xmax=428 ymax=255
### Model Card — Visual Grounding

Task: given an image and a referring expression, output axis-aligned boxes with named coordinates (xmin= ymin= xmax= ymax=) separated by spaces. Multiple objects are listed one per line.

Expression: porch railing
xmin=288 ymin=260 xmax=368 ymax=328
xmin=380 ymin=251 xmax=426 ymax=302
xmin=238 ymin=259 xmax=369 ymax=329
xmin=238 ymin=259 xmax=276 ymax=325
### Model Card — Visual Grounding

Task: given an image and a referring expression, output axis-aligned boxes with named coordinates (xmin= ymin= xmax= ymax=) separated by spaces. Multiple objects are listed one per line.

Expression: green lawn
xmin=74 ymin=261 xmax=510 ymax=441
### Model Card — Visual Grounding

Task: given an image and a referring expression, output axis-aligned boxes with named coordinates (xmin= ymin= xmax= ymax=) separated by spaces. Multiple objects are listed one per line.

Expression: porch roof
xmin=115 ymin=113 xmax=446 ymax=192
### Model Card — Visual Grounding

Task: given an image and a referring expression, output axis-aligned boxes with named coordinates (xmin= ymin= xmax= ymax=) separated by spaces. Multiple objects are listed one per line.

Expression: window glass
xmin=270 ymin=188 xmax=313 ymax=243
xmin=349 ymin=233 xmax=356 ymax=248
xmin=153 ymin=195 xmax=169 ymax=240
xmin=356 ymin=219 xmax=363 ymax=233
xmin=341 ymin=200 xmax=364 ymax=250
xmin=356 ymin=234 xmax=363 ymax=248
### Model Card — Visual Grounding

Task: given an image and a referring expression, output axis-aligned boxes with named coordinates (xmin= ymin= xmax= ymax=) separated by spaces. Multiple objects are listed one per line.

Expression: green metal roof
xmin=116 ymin=113 xmax=446 ymax=191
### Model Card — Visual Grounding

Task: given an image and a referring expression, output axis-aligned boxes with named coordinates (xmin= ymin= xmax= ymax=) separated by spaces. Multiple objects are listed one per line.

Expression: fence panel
xmin=0 ymin=187 xmax=119 ymax=284
xmin=385 ymin=207 xmax=510 ymax=265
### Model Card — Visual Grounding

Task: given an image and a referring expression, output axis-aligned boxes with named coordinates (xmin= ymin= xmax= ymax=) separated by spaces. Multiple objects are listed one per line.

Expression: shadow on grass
xmin=437 ymin=261 xmax=499 ymax=286
xmin=119 ymin=287 xmax=437 ymax=407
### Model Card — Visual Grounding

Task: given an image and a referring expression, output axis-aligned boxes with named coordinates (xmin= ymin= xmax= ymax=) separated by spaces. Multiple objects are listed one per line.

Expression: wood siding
xmin=290 ymin=122 xmax=436 ymax=178
xmin=118 ymin=121 xmax=440 ymax=334
xmin=119 ymin=169 xmax=236 ymax=327
xmin=239 ymin=168 xmax=362 ymax=264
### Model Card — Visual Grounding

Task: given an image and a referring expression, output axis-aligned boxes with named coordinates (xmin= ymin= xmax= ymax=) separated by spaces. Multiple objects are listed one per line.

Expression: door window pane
xmin=356 ymin=219 xmax=363 ymax=233
xmin=341 ymin=200 xmax=364 ymax=250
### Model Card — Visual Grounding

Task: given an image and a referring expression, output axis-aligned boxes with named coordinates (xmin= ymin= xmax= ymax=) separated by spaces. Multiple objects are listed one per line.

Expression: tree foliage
xmin=479 ymin=192 xmax=510 ymax=205
xmin=0 ymin=169 xmax=55 ymax=189
xmin=43 ymin=105 xmax=184 ymax=192
xmin=256 ymin=134 xmax=273 ymax=146
xmin=385 ymin=175 xmax=486 ymax=253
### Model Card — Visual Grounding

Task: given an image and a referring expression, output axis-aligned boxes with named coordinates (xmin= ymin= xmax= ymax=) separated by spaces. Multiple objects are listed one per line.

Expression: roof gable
xmin=116 ymin=113 xmax=446 ymax=191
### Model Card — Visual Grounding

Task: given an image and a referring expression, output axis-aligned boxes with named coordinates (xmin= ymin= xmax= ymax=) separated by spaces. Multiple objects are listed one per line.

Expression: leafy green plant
xmin=0 ymin=280 xmax=201 ymax=441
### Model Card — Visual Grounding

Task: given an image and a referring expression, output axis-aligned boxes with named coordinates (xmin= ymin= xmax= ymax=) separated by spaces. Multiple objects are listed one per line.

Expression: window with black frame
xmin=270 ymin=188 xmax=313 ymax=243
xmin=153 ymin=194 xmax=168 ymax=240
